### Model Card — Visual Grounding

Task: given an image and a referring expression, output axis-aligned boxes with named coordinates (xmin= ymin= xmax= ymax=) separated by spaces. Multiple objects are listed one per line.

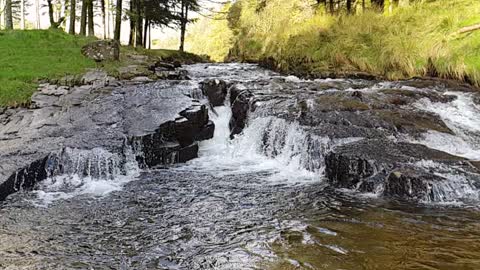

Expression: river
xmin=1 ymin=64 xmax=479 ymax=269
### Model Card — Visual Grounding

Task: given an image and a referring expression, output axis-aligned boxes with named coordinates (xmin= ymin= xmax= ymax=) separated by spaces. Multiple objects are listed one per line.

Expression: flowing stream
xmin=1 ymin=64 xmax=480 ymax=269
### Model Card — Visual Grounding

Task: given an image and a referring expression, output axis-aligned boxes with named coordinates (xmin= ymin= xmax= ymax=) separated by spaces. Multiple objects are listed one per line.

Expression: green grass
xmin=186 ymin=0 xmax=480 ymax=86
xmin=0 ymin=30 xmax=97 ymax=107
xmin=0 ymin=30 xmax=206 ymax=107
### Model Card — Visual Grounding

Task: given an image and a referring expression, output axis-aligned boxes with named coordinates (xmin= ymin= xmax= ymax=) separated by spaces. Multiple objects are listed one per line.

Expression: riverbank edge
xmin=0 ymin=30 xmax=209 ymax=109
xmin=257 ymin=57 xmax=480 ymax=92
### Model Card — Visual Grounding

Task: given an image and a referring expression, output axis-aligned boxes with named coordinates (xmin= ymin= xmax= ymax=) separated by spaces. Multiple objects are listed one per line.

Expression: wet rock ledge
xmin=203 ymin=73 xmax=480 ymax=203
xmin=0 ymin=69 xmax=213 ymax=201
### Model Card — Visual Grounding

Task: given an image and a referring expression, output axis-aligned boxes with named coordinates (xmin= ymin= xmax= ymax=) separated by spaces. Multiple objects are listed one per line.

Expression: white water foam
xmin=409 ymin=160 xmax=480 ymax=204
xmin=413 ymin=92 xmax=480 ymax=160
xmin=183 ymin=105 xmax=362 ymax=185
xmin=32 ymin=146 xmax=140 ymax=207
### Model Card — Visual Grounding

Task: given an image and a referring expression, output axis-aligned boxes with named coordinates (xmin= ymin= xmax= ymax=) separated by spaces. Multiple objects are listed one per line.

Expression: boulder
xmin=384 ymin=168 xmax=444 ymax=200
xmin=118 ymin=65 xmax=153 ymax=80
xmin=81 ymin=40 xmax=120 ymax=62
xmin=201 ymin=79 xmax=228 ymax=106
xmin=324 ymin=139 xmax=477 ymax=200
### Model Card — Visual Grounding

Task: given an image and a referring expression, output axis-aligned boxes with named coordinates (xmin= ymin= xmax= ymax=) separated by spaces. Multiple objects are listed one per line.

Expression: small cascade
xmin=187 ymin=102 xmax=361 ymax=183
xmin=413 ymin=92 xmax=480 ymax=160
xmin=410 ymin=160 xmax=480 ymax=203
xmin=46 ymin=147 xmax=124 ymax=179
xmin=32 ymin=145 xmax=140 ymax=206
xmin=232 ymin=117 xmax=361 ymax=174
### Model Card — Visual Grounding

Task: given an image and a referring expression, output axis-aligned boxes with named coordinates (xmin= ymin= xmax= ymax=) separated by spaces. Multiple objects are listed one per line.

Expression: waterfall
xmin=32 ymin=145 xmax=140 ymax=206
xmin=183 ymin=104 xmax=361 ymax=184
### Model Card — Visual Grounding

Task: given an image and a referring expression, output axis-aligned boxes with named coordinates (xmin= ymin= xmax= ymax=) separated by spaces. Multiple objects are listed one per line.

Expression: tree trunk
xmin=371 ymin=0 xmax=384 ymax=12
xmin=106 ymin=0 xmax=110 ymax=38
xmin=143 ymin=18 xmax=148 ymax=48
xmin=69 ymin=0 xmax=76 ymax=34
xmin=128 ymin=0 xmax=135 ymax=46
xmin=80 ymin=0 xmax=87 ymax=35
xmin=87 ymin=0 xmax=94 ymax=36
xmin=101 ymin=0 xmax=106 ymax=39
xmin=4 ymin=0 xmax=12 ymax=29
xmin=0 ymin=0 xmax=4 ymax=29
xmin=114 ymin=0 xmax=122 ymax=41
xmin=20 ymin=0 xmax=25 ymax=29
xmin=346 ymin=0 xmax=352 ymax=14
xmin=328 ymin=0 xmax=334 ymax=15
xmin=36 ymin=0 xmax=41 ymax=28
xmin=63 ymin=0 xmax=68 ymax=28
xmin=135 ymin=0 xmax=143 ymax=47
xmin=148 ymin=22 xmax=151 ymax=49
xmin=47 ymin=0 xmax=56 ymax=26
xmin=179 ymin=1 xmax=186 ymax=51
xmin=105 ymin=0 xmax=109 ymax=38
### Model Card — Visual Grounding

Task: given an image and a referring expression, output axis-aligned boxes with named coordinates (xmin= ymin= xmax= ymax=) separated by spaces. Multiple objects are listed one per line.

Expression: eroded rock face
xmin=81 ymin=40 xmax=120 ymax=62
xmin=0 ymin=74 xmax=212 ymax=201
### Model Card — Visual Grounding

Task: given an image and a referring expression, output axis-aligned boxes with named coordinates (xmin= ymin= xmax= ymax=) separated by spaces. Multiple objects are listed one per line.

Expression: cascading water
xmin=183 ymin=102 xmax=364 ymax=186
xmin=412 ymin=91 xmax=480 ymax=160
xmin=33 ymin=145 xmax=140 ymax=206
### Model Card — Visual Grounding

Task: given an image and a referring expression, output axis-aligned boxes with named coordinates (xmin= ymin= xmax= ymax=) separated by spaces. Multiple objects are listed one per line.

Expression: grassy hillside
xmin=186 ymin=0 xmax=480 ymax=85
xmin=0 ymin=30 xmax=97 ymax=107
xmin=0 ymin=30 xmax=206 ymax=107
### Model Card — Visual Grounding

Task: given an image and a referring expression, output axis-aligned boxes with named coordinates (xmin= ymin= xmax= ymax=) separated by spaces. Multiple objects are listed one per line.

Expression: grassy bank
xmin=0 ymin=30 xmax=204 ymax=107
xmin=0 ymin=30 xmax=96 ymax=107
xmin=185 ymin=0 xmax=480 ymax=85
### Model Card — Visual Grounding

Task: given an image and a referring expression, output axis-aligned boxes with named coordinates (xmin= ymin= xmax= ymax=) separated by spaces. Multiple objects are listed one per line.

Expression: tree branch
xmin=457 ymin=23 xmax=480 ymax=34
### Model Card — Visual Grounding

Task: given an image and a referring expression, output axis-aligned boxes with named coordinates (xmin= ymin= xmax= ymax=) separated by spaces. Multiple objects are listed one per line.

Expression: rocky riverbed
xmin=0 ymin=63 xmax=480 ymax=269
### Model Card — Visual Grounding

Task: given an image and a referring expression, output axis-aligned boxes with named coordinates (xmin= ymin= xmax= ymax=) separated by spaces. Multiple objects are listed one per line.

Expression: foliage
xmin=187 ymin=0 xmax=480 ymax=85
xmin=184 ymin=5 xmax=233 ymax=61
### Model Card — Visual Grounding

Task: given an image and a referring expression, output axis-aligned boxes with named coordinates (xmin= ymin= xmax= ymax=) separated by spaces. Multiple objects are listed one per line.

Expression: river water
xmin=1 ymin=64 xmax=480 ymax=269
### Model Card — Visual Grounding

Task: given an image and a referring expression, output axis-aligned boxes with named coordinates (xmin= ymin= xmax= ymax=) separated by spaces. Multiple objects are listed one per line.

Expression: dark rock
xmin=474 ymin=94 xmax=480 ymax=106
xmin=325 ymin=139 xmax=469 ymax=200
xmin=177 ymin=143 xmax=199 ymax=163
xmin=155 ymin=69 xmax=189 ymax=80
xmin=229 ymin=85 xmax=253 ymax=138
xmin=81 ymin=40 xmax=120 ymax=62
xmin=194 ymin=121 xmax=215 ymax=142
xmin=173 ymin=60 xmax=182 ymax=68
xmin=175 ymin=105 xmax=209 ymax=146
xmin=258 ymin=56 xmax=278 ymax=71
xmin=0 ymin=156 xmax=49 ymax=201
xmin=351 ymin=91 xmax=363 ymax=100
xmin=384 ymin=168 xmax=444 ymax=200
xmin=201 ymin=79 xmax=228 ymax=106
